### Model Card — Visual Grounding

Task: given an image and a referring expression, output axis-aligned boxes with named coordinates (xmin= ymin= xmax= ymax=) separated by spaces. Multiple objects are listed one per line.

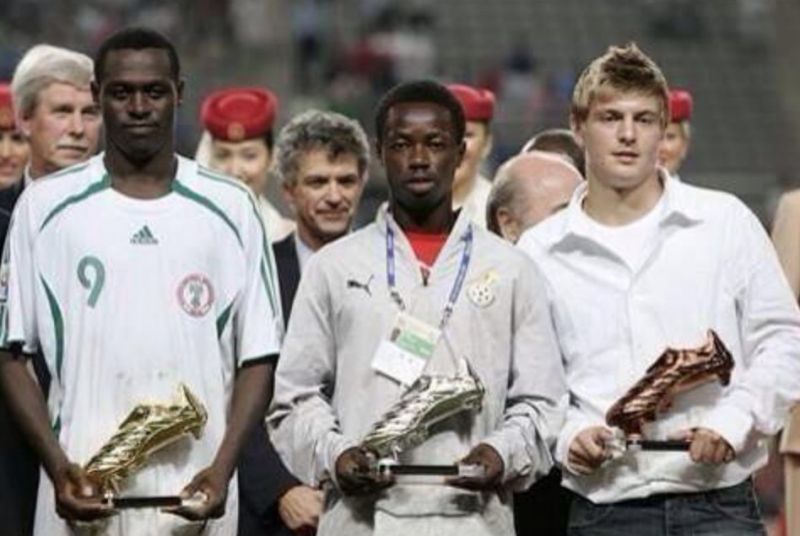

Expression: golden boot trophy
xmin=85 ymin=383 xmax=207 ymax=502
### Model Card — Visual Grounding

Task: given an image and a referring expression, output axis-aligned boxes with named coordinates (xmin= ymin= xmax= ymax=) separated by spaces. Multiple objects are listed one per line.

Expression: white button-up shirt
xmin=518 ymin=176 xmax=800 ymax=503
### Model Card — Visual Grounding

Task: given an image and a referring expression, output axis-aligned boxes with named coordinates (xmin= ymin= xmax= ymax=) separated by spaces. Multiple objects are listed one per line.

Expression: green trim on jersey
xmin=52 ymin=414 xmax=61 ymax=437
xmin=40 ymin=174 xmax=111 ymax=231
xmin=0 ymin=304 xmax=8 ymax=347
xmin=171 ymin=181 xmax=243 ymax=247
xmin=216 ymin=301 xmax=234 ymax=339
xmin=198 ymin=168 xmax=280 ymax=321
xmin=259 ymin=260 xmax=279 ymax=325
xmin=40 ymin=276 xmax=64 ymax=380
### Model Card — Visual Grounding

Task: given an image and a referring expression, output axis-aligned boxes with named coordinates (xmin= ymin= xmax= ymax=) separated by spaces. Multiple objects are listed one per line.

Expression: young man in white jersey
xmin=0 ymin=27 xmax=280 ymax=535
xmin=517 ymin=43 xmax=800 ymax=535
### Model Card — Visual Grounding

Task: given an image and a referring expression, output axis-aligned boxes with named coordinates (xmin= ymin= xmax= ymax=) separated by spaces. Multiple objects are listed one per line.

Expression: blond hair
xmin=11 ymin=44 xmax=94 ymax=120
xmin=571 ymin=42 xmax=669 ymax=127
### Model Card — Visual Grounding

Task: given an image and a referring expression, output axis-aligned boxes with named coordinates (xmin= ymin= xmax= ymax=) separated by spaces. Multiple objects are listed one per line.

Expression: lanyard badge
xmin=372 ymin=223 xmax=473 ymax=385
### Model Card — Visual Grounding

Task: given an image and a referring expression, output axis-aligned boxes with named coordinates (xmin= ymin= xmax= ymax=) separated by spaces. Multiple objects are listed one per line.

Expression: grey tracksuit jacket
xmin=268 ymin=207 xmax=566 ymax=536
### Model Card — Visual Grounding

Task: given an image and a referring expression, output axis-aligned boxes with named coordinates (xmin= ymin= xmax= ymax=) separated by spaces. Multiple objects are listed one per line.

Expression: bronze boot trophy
xmin=606 ymin=330 xmax=734 ymax=452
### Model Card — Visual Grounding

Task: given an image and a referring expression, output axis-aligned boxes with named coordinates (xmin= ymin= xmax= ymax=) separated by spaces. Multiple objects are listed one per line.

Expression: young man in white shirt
xmin=518 ymin=43 xmax=800 ymax=535
xmin=0 ymin=28 xmax=280 ymax=535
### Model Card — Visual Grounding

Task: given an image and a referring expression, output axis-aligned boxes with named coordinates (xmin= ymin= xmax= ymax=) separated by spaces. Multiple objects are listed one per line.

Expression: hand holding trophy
xmin=51 ymin=462 xmax=115 ymax=522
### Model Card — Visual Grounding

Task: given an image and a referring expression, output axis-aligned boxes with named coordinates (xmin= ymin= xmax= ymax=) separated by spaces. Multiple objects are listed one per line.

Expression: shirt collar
xmin=546 ymin=169 xmax=704 ymax=251
xmin=376 ymin=202 xmax=473 ymax=261
xmin=293 ymin=231 xmax=315 ymax=273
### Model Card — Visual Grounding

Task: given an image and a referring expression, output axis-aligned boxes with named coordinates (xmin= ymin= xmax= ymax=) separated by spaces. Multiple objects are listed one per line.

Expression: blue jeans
xmin=567 ymin=480 xmax=766 ymax=536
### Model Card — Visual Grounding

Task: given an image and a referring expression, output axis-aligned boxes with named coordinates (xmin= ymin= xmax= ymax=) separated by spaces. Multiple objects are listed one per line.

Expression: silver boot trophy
xmin=361 ymin=360 xmax=486 ymax=480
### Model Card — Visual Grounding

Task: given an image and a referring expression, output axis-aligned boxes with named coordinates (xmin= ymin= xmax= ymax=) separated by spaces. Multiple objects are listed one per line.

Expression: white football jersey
xmin=0 ymin=154 xmax=282 ymax=535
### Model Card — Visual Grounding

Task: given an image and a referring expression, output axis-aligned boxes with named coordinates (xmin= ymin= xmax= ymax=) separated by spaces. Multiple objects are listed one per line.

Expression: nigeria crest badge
xmin=177 ymin=273 xmax=214 ymax=317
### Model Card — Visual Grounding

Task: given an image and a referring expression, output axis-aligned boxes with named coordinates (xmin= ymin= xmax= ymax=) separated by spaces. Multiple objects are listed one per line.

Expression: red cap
xmin=200 ymin=87 xmax=278 ymax=142
xmin=447 ymin=83 xmax=496 ymax=122
xmin=0 ymin=84 xmax=15 ymax=129
xmin=669 ymin=89 xmax=693 ymax=123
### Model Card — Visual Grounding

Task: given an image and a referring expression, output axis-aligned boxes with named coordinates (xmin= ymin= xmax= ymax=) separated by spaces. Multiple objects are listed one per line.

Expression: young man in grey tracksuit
xmin=268 ymin=80 xmax=566 ymax=536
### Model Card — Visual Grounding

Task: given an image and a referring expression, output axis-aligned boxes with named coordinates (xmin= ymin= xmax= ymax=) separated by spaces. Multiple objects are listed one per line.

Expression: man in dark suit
xmin=238 ymin=109 xmax=369 ymax=536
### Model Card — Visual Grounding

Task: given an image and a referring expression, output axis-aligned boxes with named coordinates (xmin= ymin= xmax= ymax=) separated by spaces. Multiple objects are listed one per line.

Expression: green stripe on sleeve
xmin=172 ymin=181 xmax=243 ymax=247
xmin=216 ymin=301 xmax=234 ymax=339
xmin=0 ymin=305 xmax=8 ymax=347
xmin=40 ymin=174 xmax=111 ymax=231
xmin=197 ymin=169 xmax=280 ymax=320
xmin=52 ymin=414 xmax=61 ymax=437
xmin=260 ymin=258 xmax=280 ymax=328
xmin=39 ymin=276 xmax=64 ymax=380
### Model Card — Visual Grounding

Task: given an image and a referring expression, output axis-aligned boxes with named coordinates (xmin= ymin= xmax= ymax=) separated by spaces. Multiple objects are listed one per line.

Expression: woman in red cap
xmin=657 ymin=88 xmax=693 ymax=179
xmin=447 ymin=83 xmax=496 ymax=227
xmin=0 ymin=83 xmax=29 ymax=193
xmin=198 ymin=87 xmax=295 ymax=241
xmin=0 ymin=82 xmax=29 ymax=246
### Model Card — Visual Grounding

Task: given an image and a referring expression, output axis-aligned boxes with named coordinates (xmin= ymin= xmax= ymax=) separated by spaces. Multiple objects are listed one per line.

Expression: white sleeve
xmin=0 ymin=192 xmax=39 ymax=354
xmin=233 ymin=198 xmax=282 ymax=365
xmin=700 ymin=202 xmax=800 ymax=452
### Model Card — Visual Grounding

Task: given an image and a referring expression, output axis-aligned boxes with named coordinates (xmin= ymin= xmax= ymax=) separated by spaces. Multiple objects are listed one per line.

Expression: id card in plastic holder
xmin=371 ymin=312 xmax=441 ymax=385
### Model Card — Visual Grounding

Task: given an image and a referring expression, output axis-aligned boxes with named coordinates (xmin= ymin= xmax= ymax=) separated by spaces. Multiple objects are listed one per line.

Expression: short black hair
xmin=374 ymin=80 xmax=465 ymax=145
xmin=94 ymin=27 xmax=180 ymax=84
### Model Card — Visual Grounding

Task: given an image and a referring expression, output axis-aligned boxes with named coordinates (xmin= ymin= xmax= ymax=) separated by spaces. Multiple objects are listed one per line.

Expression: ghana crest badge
xmin=467 ymin=269 xmax=498 ymax=308
xmin=177 ymin=273 xmax=215 ymax=317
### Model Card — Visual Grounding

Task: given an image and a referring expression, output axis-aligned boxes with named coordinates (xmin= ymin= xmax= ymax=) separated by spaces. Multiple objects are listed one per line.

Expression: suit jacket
xmin=273 ymin=233 xmax=302 ymax=327
xmin=772 ymin=190 xmax=800 ymax=454
xmin=0 ymin=180 xmax=23 ymax=246
xmin=237 ymin=234 xmax=303 ymax=536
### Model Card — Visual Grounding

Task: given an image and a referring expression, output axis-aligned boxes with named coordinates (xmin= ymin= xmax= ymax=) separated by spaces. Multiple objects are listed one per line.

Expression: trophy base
xmin=103 ymin=492 xmax=207 ymax=509
xmin=626 ymin=438 xmax=691 ymax=451
xmin=104 ymin=496 xmax=182 ymax=509
xmin=609 ymin=432 xmax=691 ymax=458
xmin=374 ymin=460 xmax=485 ymax=484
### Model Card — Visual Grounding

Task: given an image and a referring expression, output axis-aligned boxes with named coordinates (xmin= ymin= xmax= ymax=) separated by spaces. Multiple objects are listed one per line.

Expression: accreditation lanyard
xmin=385 ymin=222 xmax=473 ymax=330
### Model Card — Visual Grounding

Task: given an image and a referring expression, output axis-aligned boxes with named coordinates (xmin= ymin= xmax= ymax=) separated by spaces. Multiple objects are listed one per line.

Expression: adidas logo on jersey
xmin=130 ymin=225 xmax=158 ymax=245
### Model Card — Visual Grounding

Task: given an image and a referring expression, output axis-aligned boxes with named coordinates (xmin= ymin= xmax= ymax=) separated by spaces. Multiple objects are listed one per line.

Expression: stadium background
xmin=1 ymin=0 xmax=796 ymax=532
